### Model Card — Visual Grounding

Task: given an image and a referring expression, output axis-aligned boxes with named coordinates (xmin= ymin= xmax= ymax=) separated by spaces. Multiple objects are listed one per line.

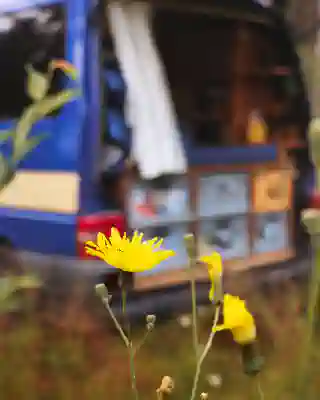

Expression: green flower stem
xmin=133 ymin=330 xmax=151 ymax=357
xmin=99 ymin=283 xmax=138 ymax=400
xmin=119 ymin=276 xmax=140 ymax=400
xmin=101 ymin=297 xmax=129 ymax=347
xmin=256 ymin=379 xmax=265 ymax=400
xmin=190 ymin=305 xmax=221 ymax=400
xmin=128 ymin=340 xmax=139 ymax=400
xmin=156 ymin=390 xmax=163 ymax=400
xmin=184 ymin=235 xmax=199 ymax=359
xmin=295 ymin=241 xmax=320 ymax=398
xmin=190 ymin=268 xmax=199 ymax=359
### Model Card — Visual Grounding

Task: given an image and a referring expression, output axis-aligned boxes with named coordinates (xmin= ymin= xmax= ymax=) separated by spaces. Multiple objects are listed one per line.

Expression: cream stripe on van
xmin=0 ymin=171 xmax=79 ymax=214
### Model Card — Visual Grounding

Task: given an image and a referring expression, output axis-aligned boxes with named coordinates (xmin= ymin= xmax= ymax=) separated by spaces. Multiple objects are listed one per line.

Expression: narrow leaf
xmin=26 ymin=64 xmax=50 ymax=101
xmin=13 ymin=133 xmax=49 ymax=164
xmin=0 ymin=130 xmax=13 ymax=145
xmin=33 ymin=89 xmax=80 ymax=117
xmin=13 ymin=88 xmax=78 ymax=156
xmin=0 ymin=153 xmax=14 ymax=192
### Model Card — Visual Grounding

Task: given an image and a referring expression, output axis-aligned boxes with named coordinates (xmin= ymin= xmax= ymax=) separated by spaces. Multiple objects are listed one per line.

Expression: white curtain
xmin=107 ymin=1 xmax=187 ymax=180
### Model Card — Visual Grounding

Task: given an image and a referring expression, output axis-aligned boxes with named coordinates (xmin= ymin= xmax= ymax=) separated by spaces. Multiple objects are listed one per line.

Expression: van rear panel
xmin=0 ymin=0 xmax=88 ymax=257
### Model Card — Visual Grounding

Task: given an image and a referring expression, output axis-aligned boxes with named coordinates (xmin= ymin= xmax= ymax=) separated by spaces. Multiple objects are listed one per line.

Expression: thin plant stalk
xmin=156 ymin=390 xmax=163 ymax=400
xmin=184 ymin=235 xmax=199 ymax=359
xmin=119 ymin=274 xmax=140 ymax=400
xmin=190 ymin=267 xmax=199 ymax=359
xmin=133 ymin=330 xmax=151 ymax=357
xmin=256 ymin=378 xmax=265 ymax=400
xmin=189 ymin=305 xmax=221 ymax=400
xmin=101 ymin=296 xmax=129 ymax=347
xmin=295 ymin=241 xmax=320 ymax=398
xmin=98 ymin=285 xmax=139 ymax=400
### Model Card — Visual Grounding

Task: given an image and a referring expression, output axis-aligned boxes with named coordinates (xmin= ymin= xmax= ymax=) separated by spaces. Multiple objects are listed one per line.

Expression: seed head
xmin=157 ymin=376 xmax=175 ymax=395
xmin=146 ymin=314 xmax=156 ymax=324
xmin=95 ymin=283 xmax=109 ymax=299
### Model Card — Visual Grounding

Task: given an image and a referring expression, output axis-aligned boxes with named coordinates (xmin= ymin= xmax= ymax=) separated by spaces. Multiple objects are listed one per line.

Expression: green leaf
xmin=12 ymin=133 xmax=49 ymax=164
xmin=0 ymin=275 xmax=41 ymax=314
xmin=0 ymin=153 xmax=9 ymax=180
xmin=0 ymin=153 xmax=14 ymax=192
xmin=16 ymin=274 xmax=42 ymax=290
xmin=0 ymin=130 xmax=13 ymax=145
xmin=26 ymin=64 xmax=50 ymax=102
xmin=13 ymin=88 xmax=79 ymax=154
xmin=32 ymin=88 xmax=80 ymax=117
xmin=13 ymin=107 xmax=38 ymax=155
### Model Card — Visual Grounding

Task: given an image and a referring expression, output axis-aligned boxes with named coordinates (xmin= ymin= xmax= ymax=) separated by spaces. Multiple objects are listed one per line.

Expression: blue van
xmin=0 ymin=0 xmax=313 ymax=291
xmin=0 ymin=0 xmax=127 ymax=276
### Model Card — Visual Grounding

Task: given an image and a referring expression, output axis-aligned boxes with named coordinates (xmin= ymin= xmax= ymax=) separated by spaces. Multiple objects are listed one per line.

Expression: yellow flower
xmin=84 ymin=227 xmax=175 ymax=273
xmin=200 ymin=252 xmax=223 ymax=302
xmin=213 ymin=294 xmax=256 ymax=345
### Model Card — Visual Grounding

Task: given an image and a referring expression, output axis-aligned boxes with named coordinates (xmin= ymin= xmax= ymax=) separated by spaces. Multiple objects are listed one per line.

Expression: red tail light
xmin=310 ymin=191 xmax=320 ymax=209
xmin=77 ymin=212 xmax=126 ymax=258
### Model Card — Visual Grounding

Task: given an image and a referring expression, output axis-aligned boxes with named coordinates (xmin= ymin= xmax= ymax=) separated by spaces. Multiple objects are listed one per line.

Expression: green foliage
xmin=25 ymin=65 xmax=50 ymax=102
xmin=0 ymin=130 xmax=13 ymax=145
xmin=0 ymin=153 xmax=14 ymax=192
xmin=0 ymin=62 xmax=79 ymax=192
xmin=12 ymin=88 xmax=79 ymax=164
xmin=0 ymin=281 xmax=319 ymax=400
xmin=0 ymin=274 xmax=41 ymax=314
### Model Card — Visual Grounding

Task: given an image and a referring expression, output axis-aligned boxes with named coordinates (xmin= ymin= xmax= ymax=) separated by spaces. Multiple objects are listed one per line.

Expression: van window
xmin=154 ymin=11 xmax=302 ymax=147
xmin=0 ymin=4 xmax=65 ymax=119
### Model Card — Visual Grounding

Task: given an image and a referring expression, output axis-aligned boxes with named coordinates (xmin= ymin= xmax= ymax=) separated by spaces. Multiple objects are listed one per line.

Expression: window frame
xmin=126 ymin=164 xmax=294 ymax=290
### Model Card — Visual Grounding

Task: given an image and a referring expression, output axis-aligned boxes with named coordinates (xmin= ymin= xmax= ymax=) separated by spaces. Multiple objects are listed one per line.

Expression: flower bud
xmin=157 ymin=376 xmax=175 ymax=395
xmin=146 ymin=314 xmax=156 ymax=324
xmin=184 ymin=234 xmax=196 ymax=259
xmin=206 ymin=373 xmax=222 ymax=388
xmin=241 ymin=342 xmax=264 ymax=376
xmin=95 ymin=283 xmax=109 ymax=299
xmin=177 ymin=314 xmax=192 ymax=328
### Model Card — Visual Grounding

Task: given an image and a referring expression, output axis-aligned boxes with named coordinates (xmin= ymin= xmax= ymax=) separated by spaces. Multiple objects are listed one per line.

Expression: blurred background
xmin=1 ymin=0 xmax=320 ymax=398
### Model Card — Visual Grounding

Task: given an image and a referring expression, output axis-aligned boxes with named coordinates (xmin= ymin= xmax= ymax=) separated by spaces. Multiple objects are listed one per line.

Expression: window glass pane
xmin=198 ymin=215 xmax=250 ymax=260
xmin=0 ymin=4 xmax=65 ymax=119
xmin=128 ymin=177 xmax=192 ymax=228
xmin=137 ymin=223 xmax=189 ymax=276
xmin=198 ymin=173 xmax=250 ymax=218
xmin=252 ymin=212 xmax=288 ymax=253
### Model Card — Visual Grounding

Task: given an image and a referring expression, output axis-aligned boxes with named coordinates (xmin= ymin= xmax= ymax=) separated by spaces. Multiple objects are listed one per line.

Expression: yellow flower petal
xmin=103 ymin=249 xmax=123 ymax=269
xmin=109 ymin=227 xmax=124 ymax=247
xmin=213 ymin=324 xmax=227 ymax=332
xmin=214 ymin=294 xmax=257 ymax=344
xmin=155 ymin=249 xmax=175 ymax=262
xmin=97 ymin=232 xmax=110 ymax=250
xmin=209 ymin=285 xmax=215 ymax=302
xmin=136 ymin=232 xmax=145 ymax=244
xmin=151 ymin=238 xmax=164 ymax=249
xmin=200 ymin=252 xmax=223 ymax=276
xmin=84 ymin=229 xmax=175 ymax=273
xmin=145 ymin=237 xmax=159 ymax=246
xmin=84 ymin=240 xmax=99 ymax=250
xmin=84 ymin=247 xmax=105 ymax=260
xmin=200 ymin=251 xmax=223 ymax=302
